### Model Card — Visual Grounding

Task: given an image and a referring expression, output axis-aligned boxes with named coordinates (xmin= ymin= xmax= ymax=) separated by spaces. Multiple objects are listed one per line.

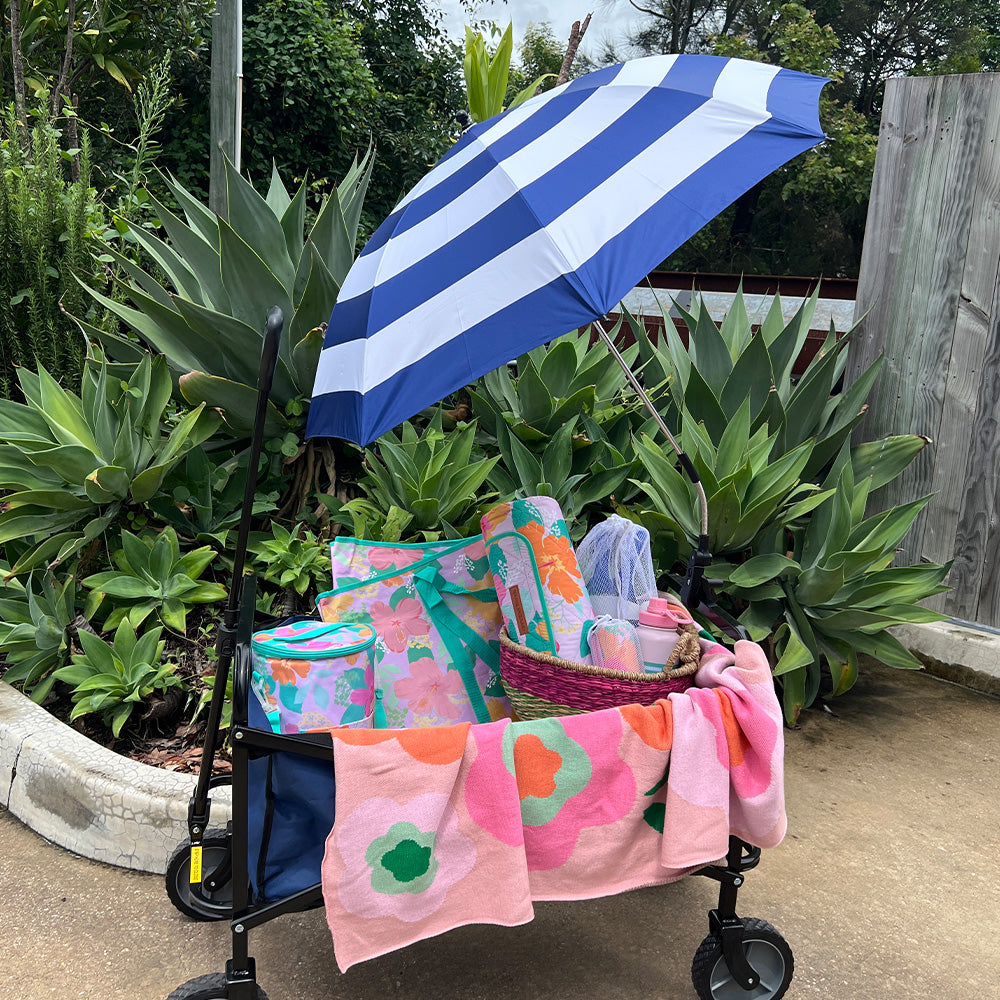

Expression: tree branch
xmin=9 ymin=0 xmax=28 ymax=126
xmin=557 ymin=13 xmax=592 ymax=87
xmin=51 ymin=0 xmax=78 ymax=118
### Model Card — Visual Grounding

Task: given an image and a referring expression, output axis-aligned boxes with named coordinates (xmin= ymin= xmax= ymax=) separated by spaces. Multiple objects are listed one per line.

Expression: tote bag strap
xmin=412 ymin=563 xmax=496 ymax=725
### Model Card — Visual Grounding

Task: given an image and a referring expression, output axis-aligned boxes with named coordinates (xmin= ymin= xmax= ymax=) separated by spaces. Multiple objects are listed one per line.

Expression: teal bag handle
xmin=412 ymin=563 xmax=495 ymax=725
xmin=252 ymin=621 xmax=374 ymax=658
xmin=483 ymin=530 xmax=557 ymax=655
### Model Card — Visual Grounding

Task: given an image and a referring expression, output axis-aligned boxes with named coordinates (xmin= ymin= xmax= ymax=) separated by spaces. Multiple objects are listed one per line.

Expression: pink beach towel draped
xmin=321 ymin=639 xmax=784 ymax=971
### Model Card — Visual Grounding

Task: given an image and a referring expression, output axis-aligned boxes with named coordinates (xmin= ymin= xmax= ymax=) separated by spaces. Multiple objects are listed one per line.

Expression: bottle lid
xmin=638 ymin=596 xmax=693 ymax=628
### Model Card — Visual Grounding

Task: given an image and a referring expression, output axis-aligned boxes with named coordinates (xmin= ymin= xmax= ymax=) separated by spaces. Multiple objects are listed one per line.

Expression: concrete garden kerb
xmin=0 ymin=680 xmax=230 ymax=874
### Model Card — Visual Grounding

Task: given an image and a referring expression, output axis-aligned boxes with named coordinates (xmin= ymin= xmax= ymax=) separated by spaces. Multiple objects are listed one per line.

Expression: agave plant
xmin=82 ymin=526 xmax=226 ymax=633
xmin=625 ymin=287 xmax=949 ymax=721
xmin=76 ymin=152 xmax=373 ymax=435
xmin=0 ymin=570 xmax=77 ymax=702
xmin=468 ymin=329 xmax=643 ymax=536
xmin=0 ymin=355 xmax=220 ymax=576
xmin=321 ymin=410 xmax=500 ymax=542
xmin=712 ymin=445 xmax=949 ymax=724
xmin=52 ymin=620 xmax=184 ymax=737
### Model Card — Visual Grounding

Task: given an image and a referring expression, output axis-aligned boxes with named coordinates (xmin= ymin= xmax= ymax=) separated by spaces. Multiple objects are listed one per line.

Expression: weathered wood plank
xmin=926 ymin=80 xmax=1000 ymax=571
xmin=848 ymin=73 xmax=1000 ymax=626
xmin=897 ymin=77 xmax=986 ymax=561
xmin=209 ymin=0 xmax=239 ymax=219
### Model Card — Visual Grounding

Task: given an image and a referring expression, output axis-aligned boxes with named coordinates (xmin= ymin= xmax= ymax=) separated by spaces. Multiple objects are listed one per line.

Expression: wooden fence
xmin=846 ymin=73 xmax=1000 ymax=625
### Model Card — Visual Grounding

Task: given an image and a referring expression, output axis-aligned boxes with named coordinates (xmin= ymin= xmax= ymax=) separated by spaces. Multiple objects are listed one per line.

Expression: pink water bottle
xmin=636 ymin=597 xmax=692 ymax=673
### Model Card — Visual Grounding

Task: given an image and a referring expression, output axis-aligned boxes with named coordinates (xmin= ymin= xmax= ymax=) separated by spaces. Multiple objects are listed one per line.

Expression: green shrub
xmin=0 ymin=103 xmax=108 ymax=396
xmin=625 ymin=288 xmax=949 ymax=723
xmin=0 ymin=353 xmax=220 ymax=576
xmin=53 ymin=620 xmax=184 ymax=737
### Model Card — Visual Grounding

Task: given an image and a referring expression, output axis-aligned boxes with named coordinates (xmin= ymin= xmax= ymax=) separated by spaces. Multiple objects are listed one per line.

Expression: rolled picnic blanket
xmin=481 ymin=497 xmax=596 ymax=663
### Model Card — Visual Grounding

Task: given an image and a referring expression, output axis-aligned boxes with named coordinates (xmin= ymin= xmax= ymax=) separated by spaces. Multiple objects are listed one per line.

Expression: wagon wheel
xmin=165 ymin=829 xmax=233 ymax=921
xmin=691 ymin=917 xmax=793 ymax=1000
xmin=166 ymin=973 xmax=269 ymax=1000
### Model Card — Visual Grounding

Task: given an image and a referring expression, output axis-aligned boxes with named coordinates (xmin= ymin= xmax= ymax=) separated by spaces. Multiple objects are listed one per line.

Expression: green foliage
xmin=463 ymin=22 xmax=553 ymax=123
xmin=625 ymin=288 xmax=949 ymax=722
xmin=468 ymin=330 xmax=641 ymax=538
xmin=82 ymin=526 xmax=226 ymax=634
xmin=321 ymin=411 xmax=499 ymax=542
xmin=239 ymin=0 xmax=376 ymax=197
xmin=149 ymin=447 xmax=278 ymax=551
xmin=712 ymin=453 xmax=949 ymax=725
xmin=248 ymin=522 xmax=329 ymax=598
xmin=0 ymin=102 xmax=107 ymax=395
xmin=0 ymin=570 xmax=76 ymax=702
xmin=52 ymin=619 xmax=184 ymax=737
xmin=78 ymin=152 xmax=373 ymax=435
xmin=0 ymin=353 xmax=220 ymax=577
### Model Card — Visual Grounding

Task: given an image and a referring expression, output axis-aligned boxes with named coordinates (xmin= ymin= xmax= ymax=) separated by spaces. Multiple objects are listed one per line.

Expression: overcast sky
xmin=436 ymin=1 xmax=642 ymax=61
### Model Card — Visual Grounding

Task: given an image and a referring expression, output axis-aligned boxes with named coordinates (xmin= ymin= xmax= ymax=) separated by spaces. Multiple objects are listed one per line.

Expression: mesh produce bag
xmin=578 ymin=515 xmax=657 ymax=625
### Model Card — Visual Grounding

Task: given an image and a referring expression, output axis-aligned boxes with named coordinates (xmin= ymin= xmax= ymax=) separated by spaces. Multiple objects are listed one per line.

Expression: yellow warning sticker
xmin=189 ymin=845 xmax=203 ymax=884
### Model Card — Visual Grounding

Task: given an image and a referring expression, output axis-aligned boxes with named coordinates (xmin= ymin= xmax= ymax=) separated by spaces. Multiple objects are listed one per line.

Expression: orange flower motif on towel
xmin=519 ymin=520 xmax=583 ymax=604
xmin=369 ymin=597 xmax=430 ymax=653
xmin=269 ymin=657 xmax=310 ymax=685
xmin=394 ymin=658 xmax=465 ymax=720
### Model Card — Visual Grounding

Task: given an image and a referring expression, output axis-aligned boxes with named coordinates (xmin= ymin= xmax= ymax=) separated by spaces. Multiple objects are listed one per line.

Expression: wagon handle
xmin=187 ymin=307 xmax=283 ymax=843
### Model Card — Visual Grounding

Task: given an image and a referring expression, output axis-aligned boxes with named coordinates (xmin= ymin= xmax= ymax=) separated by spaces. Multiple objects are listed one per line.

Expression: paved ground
xmin=2 ymin=661 xmax=998 ymax=1000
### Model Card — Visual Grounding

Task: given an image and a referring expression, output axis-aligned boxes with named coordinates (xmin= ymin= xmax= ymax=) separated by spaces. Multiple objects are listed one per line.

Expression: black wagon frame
xmin=164 ymin=310 xmax=794 ymax=1000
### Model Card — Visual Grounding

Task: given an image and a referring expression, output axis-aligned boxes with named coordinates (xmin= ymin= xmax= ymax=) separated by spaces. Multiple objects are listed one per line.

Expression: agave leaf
xmin=101 ymin=241 xmax=177 ymax=309
xmin=178 ymin=372 xmax=288 ymax=437
xmin=308 ymin=191 xmax=356 ymax=289
xmin=162 ymin=170 xmax=221 ymax=248
xmin=719 ymin=328 xmax=775 ymax=422
xmin=265 ymin=160 xmax=292 ymax=218
xmin=217 ymin=219 xmax=294 ymax=331
xmin=718 ymin=285 xmax=751 ymax=358
xmin=125 ymin=223 xmax=205 ymax=305
xmin=337 ymin=146 xmax=374 ymax=246
xmin=852 ymin=434 xmax=927 ymax=491
xmin=171 ymin=296 xmax=290 ymax=393
xmin=35 ymin=366 xmax=100 ymax=455
xmin=224 ymin=156 xmax=296 ymax=291
xmin=291 ymin=243 xmax=340 ymax=349
xmin=291 ymin=325 xmax=326 ymax=393
xmin=682 ymin=365 xmax=727 ymax=441
xmin=280 ymin=176 xmax=308 ymax=263
xmin=730 ymin=553 xmax=799 ymax=587
xmin=146 ymin=192 xmax=229 ymax=312
xmin=794 ymin=563 xmax=846 ymax=606
xmin=79 ymin=280 xmax=206 ymax=373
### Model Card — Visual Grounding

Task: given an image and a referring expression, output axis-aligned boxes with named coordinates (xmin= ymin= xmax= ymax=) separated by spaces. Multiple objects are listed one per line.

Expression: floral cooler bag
xmin=250 ymin=620 xmax=378 ymax=733
xmin=317 ymin=537 xmax=511 ymax=728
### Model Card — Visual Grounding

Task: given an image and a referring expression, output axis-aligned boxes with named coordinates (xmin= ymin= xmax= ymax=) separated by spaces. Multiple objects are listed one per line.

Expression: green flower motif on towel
xmin=366 ymin=822 xmax=438 ymax=895
xmin=337 ymin=793 xmax=476 ymax=921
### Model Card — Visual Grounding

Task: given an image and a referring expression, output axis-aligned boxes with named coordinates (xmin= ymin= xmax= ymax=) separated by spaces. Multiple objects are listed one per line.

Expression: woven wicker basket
xmin=499 ymin=626 xmax=701 ymax=720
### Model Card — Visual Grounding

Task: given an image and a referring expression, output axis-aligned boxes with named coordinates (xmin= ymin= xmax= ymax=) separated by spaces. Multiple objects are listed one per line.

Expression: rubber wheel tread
xmin=166 ymin=972 xmax=269 ymax=1000
xmin=164 ymin=829 xmax=233 ymax=922
xmin=691 ymin=917 xmax=793 ymax=1000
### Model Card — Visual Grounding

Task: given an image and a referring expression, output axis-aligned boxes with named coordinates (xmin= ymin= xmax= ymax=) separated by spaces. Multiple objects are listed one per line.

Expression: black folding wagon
xmin=163 ymin=312 xmax=794 ymax=1000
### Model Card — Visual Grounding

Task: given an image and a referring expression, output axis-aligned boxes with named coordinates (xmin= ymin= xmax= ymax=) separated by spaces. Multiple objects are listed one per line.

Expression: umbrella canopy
xmin=307 ymin=54 xmax=827 ymax=446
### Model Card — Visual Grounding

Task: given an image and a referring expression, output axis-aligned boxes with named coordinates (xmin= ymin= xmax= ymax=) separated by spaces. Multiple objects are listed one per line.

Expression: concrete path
xmin=2 ymin=661 xmax=997 ymax=1000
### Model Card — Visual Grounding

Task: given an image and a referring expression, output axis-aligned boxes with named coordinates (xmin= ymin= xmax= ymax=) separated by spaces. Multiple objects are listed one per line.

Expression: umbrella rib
xmin=594 ymin=320 xmax=709 ymax=537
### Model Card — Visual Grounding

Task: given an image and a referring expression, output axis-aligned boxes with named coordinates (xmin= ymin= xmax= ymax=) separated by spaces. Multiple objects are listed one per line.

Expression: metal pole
xmin=234 ymin=0 xmax=243 ymax=172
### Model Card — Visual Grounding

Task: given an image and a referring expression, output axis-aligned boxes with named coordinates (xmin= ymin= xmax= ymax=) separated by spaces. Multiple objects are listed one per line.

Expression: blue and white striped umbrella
xmin=307 ymin=54 xmax=827 ymax=445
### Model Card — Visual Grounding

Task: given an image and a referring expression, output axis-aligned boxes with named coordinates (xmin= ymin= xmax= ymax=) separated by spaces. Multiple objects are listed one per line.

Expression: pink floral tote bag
xmin=317 ymin=536 xmax=512 ymax=729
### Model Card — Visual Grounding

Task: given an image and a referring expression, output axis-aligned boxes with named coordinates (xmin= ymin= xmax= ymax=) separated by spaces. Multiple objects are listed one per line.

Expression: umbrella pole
xmin=593 ymin=320 xmax=712 ymax=609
